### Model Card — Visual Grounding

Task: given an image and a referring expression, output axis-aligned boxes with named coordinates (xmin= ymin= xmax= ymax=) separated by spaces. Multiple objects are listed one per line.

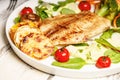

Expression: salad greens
xmin=60 ymin=8 xmax=75 ymax=14
xmin=52 ymin=58 xmax=86 ymax=69
xmin=35 ymin=0 xmax=77 ymax=20
xmin=104 ymin=49 xmax=120 ymax=63
xmin=95 ymin=28 xmax=120 ymax=63
xmin=116 ymin=16 xmax=120 ymax=27
xmin=100 ymin=28 xmax=120 ymax=39
xmin=96 ymin=28 xmax=120 ymax=53
xmin=95 ymin=38 xmax=120 ymax=52
xmin=66 ymin=28 xmax=120 ymax=68
xmin=97 ymin=0 xmax=120 ymax=22
xmin=36 ymin=6 xmax=49 ymax=20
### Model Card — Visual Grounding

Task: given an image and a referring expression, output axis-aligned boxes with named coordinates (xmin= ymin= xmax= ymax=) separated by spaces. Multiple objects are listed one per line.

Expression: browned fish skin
xmin=39 ymin=11 xmax=111 ymax=45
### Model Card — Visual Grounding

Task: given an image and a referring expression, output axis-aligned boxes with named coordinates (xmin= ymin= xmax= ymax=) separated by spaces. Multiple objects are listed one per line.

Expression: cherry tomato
xmin=78 ymin=1 xmax=91 ymax=11
xmin=96 ymin=56 xmax=111 ymax=68
xmin=20 ymin=7 xmax=33 ymax=16
xmin=54 ymin=48 xmax=70 ymax=62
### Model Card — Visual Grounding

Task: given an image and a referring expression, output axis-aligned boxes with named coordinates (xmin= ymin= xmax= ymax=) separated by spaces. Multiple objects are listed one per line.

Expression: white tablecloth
xmin=0 ymin=0 xmax=120 ymax=80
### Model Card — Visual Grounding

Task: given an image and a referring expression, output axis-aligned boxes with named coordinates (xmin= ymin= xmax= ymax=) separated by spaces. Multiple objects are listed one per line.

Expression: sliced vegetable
xmin=96 ymin=56 xmax=111 ymax=68
xmin=52 ymin=58 xmax=86 ymax=69
xmin=20 ymin=13 xmax=40 ymax=22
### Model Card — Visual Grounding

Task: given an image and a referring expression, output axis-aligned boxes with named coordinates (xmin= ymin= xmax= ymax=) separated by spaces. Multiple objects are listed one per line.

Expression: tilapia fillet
xmin=39 ymin=11 xmax=111 ymax=45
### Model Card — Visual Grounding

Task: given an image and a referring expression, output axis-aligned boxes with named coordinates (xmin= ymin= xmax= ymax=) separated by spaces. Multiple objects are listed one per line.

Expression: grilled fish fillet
xmin=14 ymin=26 xmax=54 ymax=59
xmin=39 ymin=12 xmax=87 ymax=36
xmin=39 ymin=11 xmax=111 ymax=45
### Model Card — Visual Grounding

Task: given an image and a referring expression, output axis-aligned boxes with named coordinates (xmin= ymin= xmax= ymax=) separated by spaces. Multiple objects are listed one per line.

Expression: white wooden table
xmin=0 ymin=0 xmax=120 ymax=80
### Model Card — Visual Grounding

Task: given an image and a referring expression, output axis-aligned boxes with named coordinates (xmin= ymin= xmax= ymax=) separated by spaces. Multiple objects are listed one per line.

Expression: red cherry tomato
xmin=54 ymin=48 xmax=70 ymax=62
xmin=96 ymin=56 xmax=111 ymax=68
xmin=20 ymin=7 xmax=33 ymax=16
xmin=78 ymin=1 xmax=91 ymax=11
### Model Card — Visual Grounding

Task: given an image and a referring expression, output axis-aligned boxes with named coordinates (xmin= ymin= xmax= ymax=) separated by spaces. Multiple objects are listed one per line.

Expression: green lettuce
xmin=104 ymin=49 xmax=120 ymax=63
xmin=52 ymin=58 xmax=86 ymax=69
xmin=100 ymin=28 xmax=120 ymax=39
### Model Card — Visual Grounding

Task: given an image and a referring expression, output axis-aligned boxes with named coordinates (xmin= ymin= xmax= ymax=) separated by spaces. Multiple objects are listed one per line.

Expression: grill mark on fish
xmin=40 ymin=12 xmax=90 ymax=36
xmin=45 ymin=13 xmax=86 ymax=37
xmin=39 ymin=11 xmax=111 ymax=45
xmin=58 ymin=13 xmax=110 ymax=45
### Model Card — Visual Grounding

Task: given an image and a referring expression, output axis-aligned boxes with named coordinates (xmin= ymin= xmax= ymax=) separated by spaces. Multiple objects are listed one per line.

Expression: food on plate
xmin=9 ymin=0 xmax=120 ymax=69
xmin=14 ymin=6 xmax=42 ymax=26
xmin=35 ymin=0 xmax=81 ymax=19
xmin=96 ymin=56 xmax=111 ymax=68
xmin=39 ymin=11 xmax=111 ymax=45
xmin=20 ymin=13 xmax=41 ymax=27
xmin=39 ymin=13 xmax=82 ymax=36
xmin=113 ymin=13 xmax=120 ymax=27
xmin=13 ymin=26 xmax=54 ymax=59
xmin=78 ymin=1 xmax=91 ymax=11
xmin=96 ymin=0 xmax=120 ymax=24
xmin=21 ymin=13 xmax=40 ymax=22
xmin=52 ymin=57 xmax=86 ymax=69
xmin=54 ymin=48 xmax=70 ymax=62
xmin=20 ymin=7 xmax=33 ymax=16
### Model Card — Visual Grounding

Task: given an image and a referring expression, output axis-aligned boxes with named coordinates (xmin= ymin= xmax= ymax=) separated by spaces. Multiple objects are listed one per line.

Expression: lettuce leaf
xmin=104 ymin=49 xmax=120 ymax=63
xmin=60 ymin=8 xmax=75 ymax=14
xmin=52 ymin=58 xmax=86 ymax=69
xmin=95 ymin=38 xmax=120 ymax=52
xmin=100 ymin=28 xmax=120 ymax=39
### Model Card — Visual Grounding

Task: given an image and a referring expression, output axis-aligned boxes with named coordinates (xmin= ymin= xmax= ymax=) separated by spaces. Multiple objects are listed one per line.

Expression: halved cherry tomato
xmin=54 ymin=48 xmax=70 ymax=62
xmin=78 ymin=1 xmax=91 ymax=11
xmin=96 ymin=56 xmax=111 ymax=68
xmin=20 ymin=7 xmax=33 ymax=16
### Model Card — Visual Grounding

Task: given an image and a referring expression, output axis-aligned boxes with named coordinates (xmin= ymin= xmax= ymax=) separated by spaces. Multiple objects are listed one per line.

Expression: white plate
xmin=5 ymin=0 xmax=120 ymax=79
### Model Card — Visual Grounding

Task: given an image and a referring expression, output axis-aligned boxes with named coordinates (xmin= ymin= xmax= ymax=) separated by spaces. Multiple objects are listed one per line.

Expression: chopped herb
xmin=72 ymin=43 xmax=89 ymax=46
xmin=78 ymin=49 xmax=83 ymax=53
